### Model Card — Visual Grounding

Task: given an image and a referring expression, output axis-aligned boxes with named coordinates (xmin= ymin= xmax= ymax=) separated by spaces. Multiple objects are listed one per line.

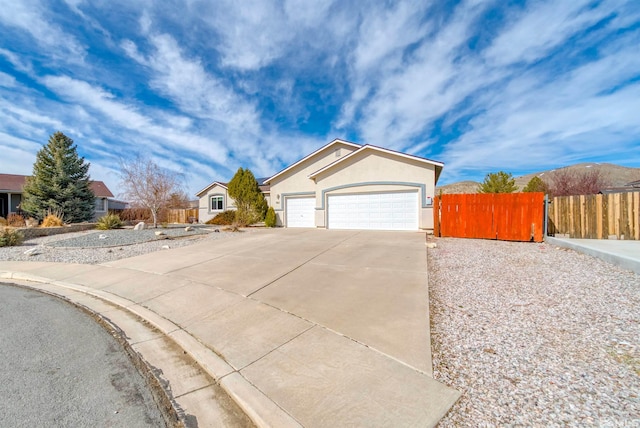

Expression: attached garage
xmin=286 ymin=197 xmax=315 ymax=228
xmin=328 ymin=191 xmax=419 ymax=230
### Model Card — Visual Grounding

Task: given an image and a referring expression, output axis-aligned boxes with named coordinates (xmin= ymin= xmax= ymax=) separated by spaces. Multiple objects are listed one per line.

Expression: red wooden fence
xmin=434 ymin=193 xmax=545 ymax=242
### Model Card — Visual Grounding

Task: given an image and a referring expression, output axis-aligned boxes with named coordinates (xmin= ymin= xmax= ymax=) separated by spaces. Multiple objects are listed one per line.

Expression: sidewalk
xmin=545 ymin=236 xmax=640 ymax=274
xmin=0 ymin=229 xmax=460 ymax=427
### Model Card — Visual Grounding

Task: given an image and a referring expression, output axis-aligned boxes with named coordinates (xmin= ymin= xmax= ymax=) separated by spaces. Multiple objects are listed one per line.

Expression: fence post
xmin=544 ymin=194 xmax=548 ymax=239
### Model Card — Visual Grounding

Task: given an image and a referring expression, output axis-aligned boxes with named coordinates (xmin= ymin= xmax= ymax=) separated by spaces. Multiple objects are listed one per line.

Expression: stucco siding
xmin=269 ymin=142 xmax=357 ymax=225
xmin=198 ymin=184 xmax=236 ymax=223
xmin=313 ymin=152 xmax=437 ymax=229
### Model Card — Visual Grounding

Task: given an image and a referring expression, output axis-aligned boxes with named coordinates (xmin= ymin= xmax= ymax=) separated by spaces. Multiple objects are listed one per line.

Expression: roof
xmin=307 ymin=144 xmax=445 ymax=183
xmin=626 ymin=179 xmax=640 ymax=188
xmin=195 ymin=181 xmax=228 ymax=197
xmin=0 ymin=173 xmax=114 ymax=197
xmin=263 ymin=139 xmax=361 ymax=184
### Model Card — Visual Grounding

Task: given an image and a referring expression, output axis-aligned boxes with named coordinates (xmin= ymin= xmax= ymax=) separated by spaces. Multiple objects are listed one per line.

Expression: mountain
xmin=436 ymin=163 xmax=640 ymax=194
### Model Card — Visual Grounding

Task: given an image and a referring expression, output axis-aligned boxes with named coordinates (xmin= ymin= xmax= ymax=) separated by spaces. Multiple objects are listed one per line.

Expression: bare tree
xmin=119 ymin=156 xmax=185 ymax=228
xmin=548 ymin=168 xmax=610 ymax=196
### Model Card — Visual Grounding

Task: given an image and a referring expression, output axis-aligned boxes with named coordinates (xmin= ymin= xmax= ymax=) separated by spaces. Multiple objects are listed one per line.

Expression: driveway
xmin=0 ymin=228 xmax=459 ymax=427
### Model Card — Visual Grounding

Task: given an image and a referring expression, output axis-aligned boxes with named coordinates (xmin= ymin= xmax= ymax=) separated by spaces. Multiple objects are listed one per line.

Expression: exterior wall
xmin=197 ymin=184 xmax=236 ymax=223
xmin=313 ymin=151 xmax=437 ymax=229
xmin=93 ymin=197 xmax=109 ymax=220
xmin=269 ymin=142 xmax=358 ymax=226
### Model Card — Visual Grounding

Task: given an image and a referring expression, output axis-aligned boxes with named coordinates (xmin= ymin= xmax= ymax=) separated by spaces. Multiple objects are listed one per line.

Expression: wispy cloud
xmin=0 ymin=0 xmax=637 ymax=196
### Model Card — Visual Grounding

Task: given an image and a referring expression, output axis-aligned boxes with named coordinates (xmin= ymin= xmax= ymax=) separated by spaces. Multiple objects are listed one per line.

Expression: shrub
xmin=0 ymin=217 xmax=6 ymax=227
xmin=96 ymin=213 xmax=123 ymax=230
xmin=0 ymin=228 xmax=23 ymax=247
xmin=41 ymin=212 xmax=64 ymax=227
xmin=7 ymin=213 xmax=26 ymax=227
xmin=205 ymin=210 xmax=236 ymax=225
xmin=265 ymin=207 xmax=276 ymax=227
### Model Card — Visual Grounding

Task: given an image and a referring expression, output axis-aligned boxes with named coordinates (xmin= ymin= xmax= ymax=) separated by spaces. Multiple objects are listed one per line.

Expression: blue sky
xmin=1 ymin=0 xmax=639 ymax=198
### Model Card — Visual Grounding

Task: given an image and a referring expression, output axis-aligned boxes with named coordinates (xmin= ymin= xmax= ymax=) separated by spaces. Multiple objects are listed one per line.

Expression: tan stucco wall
xmin=313 ymin=151 xmax=437 ymax=229
xmin=269 ymin=142 xmax=358 ymax=226
xmin=198 ymin=184 xmax=236 ymax=223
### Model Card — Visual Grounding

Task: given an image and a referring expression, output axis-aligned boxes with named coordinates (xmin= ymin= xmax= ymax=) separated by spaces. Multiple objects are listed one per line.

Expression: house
xmin=0 ymin=173 xmax=115 ymax=220
xmin=198 ymin=139 xmax=443 ymax=231
xmin=599 ymin=179 xmax=640 ymax=195
xmin=196 ymin=178 xmax=271 ymax=224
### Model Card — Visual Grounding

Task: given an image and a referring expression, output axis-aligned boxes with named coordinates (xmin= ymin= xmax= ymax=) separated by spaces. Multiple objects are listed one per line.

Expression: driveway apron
xmin=1 ymin=228 xmax=459 ymax=427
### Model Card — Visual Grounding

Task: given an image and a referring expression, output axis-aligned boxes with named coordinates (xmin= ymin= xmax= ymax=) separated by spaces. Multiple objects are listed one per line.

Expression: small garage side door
xmin=328 ymin=191 xmax=419 ymax=230
xmin=286 ymin=197 xmax=316 ymax=228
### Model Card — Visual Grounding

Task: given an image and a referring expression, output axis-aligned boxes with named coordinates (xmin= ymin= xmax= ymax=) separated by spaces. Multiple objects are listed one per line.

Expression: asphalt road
xmin=0 ymin=283 xmax=167 ymax=427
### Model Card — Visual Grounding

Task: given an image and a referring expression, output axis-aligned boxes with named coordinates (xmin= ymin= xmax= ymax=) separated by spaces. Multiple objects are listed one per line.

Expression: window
xmin=210 ymin=195 xmax=224 ymax=211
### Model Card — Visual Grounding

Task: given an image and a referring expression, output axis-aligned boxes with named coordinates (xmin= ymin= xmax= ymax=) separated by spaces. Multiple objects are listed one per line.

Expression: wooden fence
xmin=434 ymin=193 xmax=545 ymax=242
xmin=548 ymin=192 xmax=640 ymax=240
xmin=166 ymin=208 xmax=198 ymax=224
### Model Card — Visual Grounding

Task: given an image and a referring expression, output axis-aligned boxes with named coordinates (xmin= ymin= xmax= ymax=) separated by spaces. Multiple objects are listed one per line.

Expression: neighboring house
xmin=599 ymin=179 xmax=640 ymax=195
xmin=195 ymin=178 xmax=271 ymax=224
xmin=198 ymin=139 xmax=443 ymax=231
xmin=0 ymin=173 xmax=115 ymax=220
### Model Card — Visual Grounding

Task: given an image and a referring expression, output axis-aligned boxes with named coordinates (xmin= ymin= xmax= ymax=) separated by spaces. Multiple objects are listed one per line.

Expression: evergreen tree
xmin=523 ymin=176 xmax=549 ymax=193
xmin=22 ymin=132 xmax=95 ymax=223
xmin=478 ymin=171 xmax=518 ymax=193
xmin=227 ymin=168 xmax=268 ymax=226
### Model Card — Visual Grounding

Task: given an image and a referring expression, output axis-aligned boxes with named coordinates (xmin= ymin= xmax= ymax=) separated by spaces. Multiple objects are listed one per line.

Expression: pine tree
xmin=22 ymin=132 xmax=95 ymax=223
xmin=523 ymin=176 xmax=549 ymax=193
xmin=478 ymin=171 xmax=518 ymax=193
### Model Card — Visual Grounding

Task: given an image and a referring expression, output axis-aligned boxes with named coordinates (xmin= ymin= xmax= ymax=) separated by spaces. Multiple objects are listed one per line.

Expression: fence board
xmin=166 ymin=209 xmax=198 ymax=224
xmin=548 ymin=192 xmax=639 ymax=240
xmin=434 ymin=193 xmax=544 ymax=242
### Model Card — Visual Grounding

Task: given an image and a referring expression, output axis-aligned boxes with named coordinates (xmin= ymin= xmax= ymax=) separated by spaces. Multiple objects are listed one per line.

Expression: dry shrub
xmin=205 ymin=210 xmax=236 ymax=225
xmin=7 ymin=213 xmax=26 ymax=227
xmin=41 ymin=213 xmax=64 ymax=228
xmin=0 ymin=227 xmax=23 ymax=247
xmin=0 ymin=217 xmax=6 ymax=227
xmin=119 ymin=207 xmax=168 ymax=223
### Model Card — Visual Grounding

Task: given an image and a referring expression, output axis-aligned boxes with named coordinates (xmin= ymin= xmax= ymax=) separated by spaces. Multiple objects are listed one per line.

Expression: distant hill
xmin=436 ymin=163 xmax=640 ymax=194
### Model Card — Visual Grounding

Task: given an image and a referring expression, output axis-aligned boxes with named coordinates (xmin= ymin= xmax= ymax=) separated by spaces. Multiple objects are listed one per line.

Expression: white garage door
xmin=286 ymin=197 xmax=316 ymax=228
xmin=328 ymin=192 xmax=419 ymax=230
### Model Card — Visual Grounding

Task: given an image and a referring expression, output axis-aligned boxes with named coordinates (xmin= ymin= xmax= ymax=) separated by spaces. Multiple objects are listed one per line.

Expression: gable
xmin=264 ymin=139 xmax=360 ymax=185
xmin=309 ymin=145 xmax=444 ymax=185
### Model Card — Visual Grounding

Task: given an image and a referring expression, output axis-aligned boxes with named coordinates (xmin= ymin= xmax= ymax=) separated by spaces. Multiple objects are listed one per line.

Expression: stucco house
xmin=198 ymin=139 xmax=443 ymax=231
xmin=196 ymin=178 xmax=271 ymax=224
xmin=0 ymin=173 xmax=115 ymax=220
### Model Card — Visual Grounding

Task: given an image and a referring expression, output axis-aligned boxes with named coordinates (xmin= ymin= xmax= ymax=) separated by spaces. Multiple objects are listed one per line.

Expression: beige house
xmin=199 ymin=139 xmax=443 ymax=230
xmin=196 ymin=179 xmax=271 ymax=224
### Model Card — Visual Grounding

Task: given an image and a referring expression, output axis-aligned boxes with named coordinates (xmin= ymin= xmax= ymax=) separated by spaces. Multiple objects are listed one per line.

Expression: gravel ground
xmin=0 ymin=226 xmax=247 ymax=264
xmin=429 ymin=238 xmax=640 ymax=427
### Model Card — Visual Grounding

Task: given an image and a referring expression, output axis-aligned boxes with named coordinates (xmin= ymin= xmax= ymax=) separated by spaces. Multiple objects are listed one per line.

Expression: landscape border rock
xmin=17 ymin=224 xmax=97 ymax=240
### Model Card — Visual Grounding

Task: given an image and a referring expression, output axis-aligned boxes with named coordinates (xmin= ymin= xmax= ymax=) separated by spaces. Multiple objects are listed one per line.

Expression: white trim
xmin=308 ymin=144 xmax=444 ymax=179
xmin=263 ymin=139 xmax=360 ymax=184
xmin=196 ymin=181 xmax=228 ymax=197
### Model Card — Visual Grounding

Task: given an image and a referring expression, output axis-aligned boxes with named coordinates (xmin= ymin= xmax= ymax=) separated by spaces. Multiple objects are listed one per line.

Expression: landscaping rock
xmin=23 ymin=248 xmax=40 ymax=256
xmin=134 ymin=222 xmax=146 ymax=230
xmin=184 ymin=226 xmax=194 ymax=232
xmin=155 ymin=231 xmax=165 ymax=236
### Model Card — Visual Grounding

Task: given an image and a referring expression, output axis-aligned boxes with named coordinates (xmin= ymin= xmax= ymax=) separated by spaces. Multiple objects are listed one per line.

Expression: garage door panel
xmin=286 ymin=197 xmax=315 ymax=228
xmin=328 ymin=192 xmax=418 ymax=231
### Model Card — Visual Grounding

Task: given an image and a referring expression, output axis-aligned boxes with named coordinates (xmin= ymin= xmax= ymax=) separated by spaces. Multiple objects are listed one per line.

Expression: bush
xmin=265 ymin=207 xmax=276 ymax=227
xmin=0 ymin=228 xmax=23 ymax=247
xmin=96 ymin=213 xmax=123 ymax=230
xmin=0 ymin=217 xmax=6 ymax=227
xmin=41 ymin=213 xmax=64 ymax=228
xmin=7 ymin=213 xmax=26 ymax=227
xmin=205 ymin=210 xmax=236 ymax=225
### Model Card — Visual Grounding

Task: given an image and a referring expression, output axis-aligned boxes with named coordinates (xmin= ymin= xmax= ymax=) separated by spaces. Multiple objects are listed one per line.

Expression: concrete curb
xmin=0 ymin=270 xmax=301 ymax=428
xmin=545 ymin=237 xmax=640 ymax=274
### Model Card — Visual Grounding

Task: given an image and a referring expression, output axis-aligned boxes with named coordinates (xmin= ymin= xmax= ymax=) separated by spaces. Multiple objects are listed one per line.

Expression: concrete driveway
xmin=1 ymin=228 xmax=459 ymax=427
